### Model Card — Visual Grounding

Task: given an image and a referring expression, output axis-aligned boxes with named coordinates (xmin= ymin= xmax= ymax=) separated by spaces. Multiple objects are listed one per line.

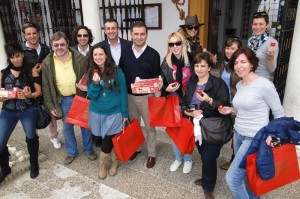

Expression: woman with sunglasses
xmin=248 ymin=11 xmax=279 ymax=80
xmin=160 ymin=32 xmax=192 ymax=174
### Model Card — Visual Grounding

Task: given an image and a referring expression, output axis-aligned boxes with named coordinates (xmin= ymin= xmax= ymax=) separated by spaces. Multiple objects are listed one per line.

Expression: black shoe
xmin=204 ymin=190 xmax=214 ymax=199
xmin=129 ymin=151 xmax=142 ymax=161
xmin=194 ymin=178 xmax=202 ymax=186
xmin=0 ymin=167 xmax=11 ymax=183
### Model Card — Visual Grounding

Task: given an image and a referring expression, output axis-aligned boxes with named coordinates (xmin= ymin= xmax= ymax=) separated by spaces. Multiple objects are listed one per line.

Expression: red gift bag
xmin=166 ymin=118 xmax=195 ymax=154
xmin=148 ymin=95 xmax=181 ymax=127
xmin=112 ymin=119 xmax=145 ymax=162
xmin=246 ymin=143 xmax=300 ymax=196
xmin=66 ymin=95 xmax=90 ymax=129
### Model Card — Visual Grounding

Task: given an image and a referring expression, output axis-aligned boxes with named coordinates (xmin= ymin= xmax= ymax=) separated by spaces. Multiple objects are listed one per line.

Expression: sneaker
xmin=50 ymin=138 xmax=61 ymax=149
xmin=86 ymin=151 xmax=97 ymax=161
xmin=170 ymin=160 xmax=182 ymax=172
xmin=183 ymin=160 xmax=193 ymax=174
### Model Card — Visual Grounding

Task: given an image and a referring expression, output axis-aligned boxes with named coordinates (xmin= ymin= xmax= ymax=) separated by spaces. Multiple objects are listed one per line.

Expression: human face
xmin=234 ymin=53 xmax=253 ymax=78
xmin=93 ymin=48 xmax=107 ymax=68
xmin=131 ymin=27 xmax=147 ymax=49
xmin=185 ymin=25 xmax=199 ymax=38
xmin=52 ymin=38 xmax=69 ymax=58
xmin=194 ymin=60 xmax=211 ymax=79
xmin=169 ymin=36 xmax=183 ymax=59
xmin=9 ymin=53 xmax=24 ymax=67
xmin=104 ymin=22 xmax=119 ymax=41
xmin=252 ymin=18 xmax=268 ymax=37
xmin=225 ymin=43 xmax=239 ymax=60
xmin=24 ymin=27 xmax=39 ymax=47
xmin=77 ymin=29 xmax=89 ymax=47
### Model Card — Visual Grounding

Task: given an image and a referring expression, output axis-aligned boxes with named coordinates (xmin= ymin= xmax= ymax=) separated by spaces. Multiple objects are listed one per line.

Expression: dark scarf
xmin=9 ymin=65 xmax=22 ymax=71
xmin=248 ymin=32 xmax=269 ymax=52
xmin=171 ymin=54 xmax=184 ymax=98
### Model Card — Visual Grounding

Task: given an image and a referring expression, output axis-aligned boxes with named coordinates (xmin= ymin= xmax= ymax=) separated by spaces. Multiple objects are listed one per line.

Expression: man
xmin=71 ymin=25 xmax=93 ymax=56
xmin=42 ymin=32 xmax=97 ymax=165
xmin=21 ymin=22 xmax=61 ymax=150
xmin=94 ymin=18 xmax=131 ymax=65
xmin=119 ymin=22 xmax=161 ymax=168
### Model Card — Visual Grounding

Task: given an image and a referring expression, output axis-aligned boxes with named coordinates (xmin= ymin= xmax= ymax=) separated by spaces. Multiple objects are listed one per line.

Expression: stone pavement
xmin=0 ymin=121 xmax=300 ymax=199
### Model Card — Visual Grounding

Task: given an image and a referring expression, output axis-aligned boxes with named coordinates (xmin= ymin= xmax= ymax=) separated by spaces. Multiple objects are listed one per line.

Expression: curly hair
xmin=72 ymin=26 xmax=94 ymax=45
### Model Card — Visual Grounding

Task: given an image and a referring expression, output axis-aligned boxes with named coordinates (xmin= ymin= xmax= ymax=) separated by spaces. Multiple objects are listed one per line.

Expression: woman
xmin=160 ymin=32 xmax=192 ymax=173
xmin=248 ymin=11 xmax=279 ymax=80
xmin=219 ymin=37 xmax=242 ymax=170
xmin=219 ymin=47 xmax=284 ymax=199
xmin=183 ymin=52 xmax=230 ymax=199
xmin=0 ymin=42 xmax=42 ymax=183
xmin=86 ymin=45 xmax=128 ymax=179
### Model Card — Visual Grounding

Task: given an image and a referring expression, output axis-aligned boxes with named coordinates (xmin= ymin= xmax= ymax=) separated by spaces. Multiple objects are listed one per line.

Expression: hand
xmin=218 ymin=106 xmax=234 ymax=115
xmin=123 ymin=118 xmax=128 ymax=124
xmin=266 ymin=136 xmax=280 ymax=147
xmin=0 ymin=96 xmax=8 ymax=102
xmin=166 ymin=82 xmax=180 ymax=92
xmin=196 ymin=90 xmax=210 ymax=102
xmin=267 ymin=46 xmax=275 ymax=60
xmin=51 ymin=110 xmax=59 ymax=118
xmin=75 ymin=83 xmax=87 ymax=91
xmin=22 ymin=86 xmax=32 ymax=98
xmin=34 ymin=63 xmax=42 ymax=73
xmin=93 ymin=73 xmax=100 ymax=84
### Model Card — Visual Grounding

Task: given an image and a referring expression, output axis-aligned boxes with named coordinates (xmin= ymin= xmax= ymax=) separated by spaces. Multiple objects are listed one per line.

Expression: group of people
xmin=0 ymin=11 xmax=285 ymax=199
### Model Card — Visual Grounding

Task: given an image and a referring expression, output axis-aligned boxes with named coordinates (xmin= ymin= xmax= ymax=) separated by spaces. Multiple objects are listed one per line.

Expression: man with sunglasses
xmin=42 ymin=32 xmax=97 ymax=165
xmin=71 ymin=26 xmax=94 ymax=57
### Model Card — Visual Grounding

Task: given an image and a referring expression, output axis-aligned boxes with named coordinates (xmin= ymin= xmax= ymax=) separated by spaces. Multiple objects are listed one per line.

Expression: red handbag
xmin=112 ymin=119 xmax=145 ymax=162
xmin=166 ymin=118 xmax=195 ymax=154
xmin=66 ymin=95 xmax=90 ymax=129
xmin=148 ymin=95 xmax=181 ymax=127
xmin=246 ymin=143 xmax=300 ymax=196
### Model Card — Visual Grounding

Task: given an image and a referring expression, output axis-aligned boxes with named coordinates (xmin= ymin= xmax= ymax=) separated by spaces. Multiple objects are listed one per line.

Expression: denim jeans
xmin=61 ymin=96 xmax=93 ymax=157
xmin=172 ymin=141 xmax=192 ymax=162
xmin=225 ymin=130 xmax=260 ymax=199
xmin=0 ymin=106 xmax=37 ymax=152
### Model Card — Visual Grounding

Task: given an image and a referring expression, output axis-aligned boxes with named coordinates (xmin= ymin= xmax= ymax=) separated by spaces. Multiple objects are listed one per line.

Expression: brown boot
xmin=220 ymin=161 xmax=232 ymax=170
xmin=108 ymin=148 xmax=119 ymax=176
xmin=98 ymin=152 xmax=110 ymax=179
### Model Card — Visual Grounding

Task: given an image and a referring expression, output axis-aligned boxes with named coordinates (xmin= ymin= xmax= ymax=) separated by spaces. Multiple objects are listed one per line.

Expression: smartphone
xmin=271 ymin=138 xmax=280 ymax=146
xmin=186 ymin=109 xmax=195 ymax=113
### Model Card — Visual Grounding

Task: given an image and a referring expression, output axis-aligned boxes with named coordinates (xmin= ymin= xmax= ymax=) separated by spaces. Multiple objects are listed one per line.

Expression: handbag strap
xmin=122 ymin=120 xmax=130 ymax=134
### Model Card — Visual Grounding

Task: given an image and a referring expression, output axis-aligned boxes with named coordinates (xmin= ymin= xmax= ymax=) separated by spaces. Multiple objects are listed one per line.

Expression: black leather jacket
xmin=22 ymin=42 xmax=50 ymax=70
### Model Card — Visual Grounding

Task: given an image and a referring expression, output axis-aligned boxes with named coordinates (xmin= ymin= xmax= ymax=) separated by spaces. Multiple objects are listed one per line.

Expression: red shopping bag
xmin=112 ymin=119 xmax=145 ymax=162
xmin=66 ymin=95 xmax=90 ymax=129
xmin=166 ymin=118 xmax=195 ymax=154
xmin=148 ymin=95 xmax=181 ymax=127
xmin=246 ymin=143 xmax=300 ymax=196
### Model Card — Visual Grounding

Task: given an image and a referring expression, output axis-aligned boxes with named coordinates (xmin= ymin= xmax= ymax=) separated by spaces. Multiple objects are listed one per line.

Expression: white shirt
xmin=132 ymin=44 xmax=147 ymax=58
xmin=108 ymin=38 xmax=121 ymax=65
xmin=26 ymin=42 xmax=41 ymax=55
xmin=78 ymin=45 xmax=90 ymax=56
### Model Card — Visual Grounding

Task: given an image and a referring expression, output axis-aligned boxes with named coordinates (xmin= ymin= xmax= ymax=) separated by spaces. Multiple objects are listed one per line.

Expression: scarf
xmin=171 ymin=54 xmax=184 ymax=98
xmin=248 ymin=32 xmax=269 ymax=52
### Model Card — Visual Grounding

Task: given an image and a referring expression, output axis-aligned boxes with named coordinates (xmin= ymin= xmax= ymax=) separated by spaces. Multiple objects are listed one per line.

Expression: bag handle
xmin=122 ymin=120 xmax=130 ymax=134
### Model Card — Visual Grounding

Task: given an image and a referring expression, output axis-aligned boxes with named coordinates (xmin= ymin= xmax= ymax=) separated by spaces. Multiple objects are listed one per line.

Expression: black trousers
xmin=101 ymin=134 xmax=115 ymax=154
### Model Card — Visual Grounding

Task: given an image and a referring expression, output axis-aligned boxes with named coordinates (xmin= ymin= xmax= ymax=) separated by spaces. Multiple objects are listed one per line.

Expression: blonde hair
xmin=166 ymin=32 xmax=189 ymax=68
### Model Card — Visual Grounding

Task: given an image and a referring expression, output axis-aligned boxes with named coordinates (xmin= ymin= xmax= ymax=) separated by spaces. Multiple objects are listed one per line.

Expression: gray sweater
xmin=233 ymin=77 xmax=284 ymax=137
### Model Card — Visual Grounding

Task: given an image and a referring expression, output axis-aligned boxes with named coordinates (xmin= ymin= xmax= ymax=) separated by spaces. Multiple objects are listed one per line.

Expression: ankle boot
xmin=98 ymin=151 xmax=110 ymax=179
xmin=0 ymin=146 xmax=11 ymax=183
xmin=26 ymin=136 xmax=39 ymax=179
xmin=108 ymin=148 xmax=119 ymax=176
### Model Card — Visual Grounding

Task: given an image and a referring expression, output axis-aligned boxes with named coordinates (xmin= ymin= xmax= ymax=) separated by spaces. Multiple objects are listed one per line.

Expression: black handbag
xmin=36 ymin=100 xmax=51 ymax=129
xmin=201 ymin=116 xmax=233 ymax=144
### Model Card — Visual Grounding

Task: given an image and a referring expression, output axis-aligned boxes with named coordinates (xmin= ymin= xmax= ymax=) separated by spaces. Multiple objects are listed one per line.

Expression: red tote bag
xmin=166 ymin=118 xmax=195 ymax=154
xmin=148 ymin=95 xmax=181 ymax=127
xmin=246 ymin=143 xmax=300 ymax=196
xmin=112 ymin=119 xmax=145 ymax=162
xmin=66 ymin=95 xmax=90 ymax=129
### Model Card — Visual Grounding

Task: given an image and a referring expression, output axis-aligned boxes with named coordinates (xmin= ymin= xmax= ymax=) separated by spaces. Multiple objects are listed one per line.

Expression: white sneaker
xmin=183 ymin=160 xmax=193 ymax=174
xmin=50 ymin=138 xmax=61 ymax=149
xmin=170 ymin=160 xmax=182 ymax=172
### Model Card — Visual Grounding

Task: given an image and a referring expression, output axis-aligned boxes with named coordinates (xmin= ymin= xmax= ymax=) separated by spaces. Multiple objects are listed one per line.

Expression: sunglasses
xmin=52 ymin=43 xmax=67 ymax=48
xmin=187 ymin=25 xmax=199 ymax=30
xmin=253 ymin=11 xmax=268 ymax=17
xmin=168 ymin=41 xmax=182 ymax=47
xmin=77 ymin=34 xmax=89 ymax=38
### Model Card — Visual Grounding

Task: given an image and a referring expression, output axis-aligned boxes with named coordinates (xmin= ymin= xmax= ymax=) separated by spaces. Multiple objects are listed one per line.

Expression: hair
xmin=86 ymin=45 xmax=118 ymax=89
xmin=130 ymin=21 xmax=148 ymax=33
xmin=22 ymin=22 xmax=40 ymax=33
xmin=178 ymin=25 xmax=200 ymax=40
xmin=166 ymin=32 xmax=189 ymax=67
xmin=252 ymin=12 xmax=269 ymax=24
xmin=192 ymin=52 xmax=213 ymax=68
xmin=104 ymin=18 xmax=119 ymax=28
xmin=72 ymin=25 xmax=94 ymax=45
xmin=50 ymin=31 xmax=69 ymax=45
xmin=228 ymin=47 xmax=259 ymax=72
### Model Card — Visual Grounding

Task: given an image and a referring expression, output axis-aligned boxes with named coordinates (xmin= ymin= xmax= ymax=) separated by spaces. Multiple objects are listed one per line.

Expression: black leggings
xmin=101 ymin=134 xmax=115 ymax=153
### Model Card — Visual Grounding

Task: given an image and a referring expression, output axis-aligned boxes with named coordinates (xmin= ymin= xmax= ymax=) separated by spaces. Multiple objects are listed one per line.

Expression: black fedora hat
xmin=179 ymin=15 xmax=204 ymax=27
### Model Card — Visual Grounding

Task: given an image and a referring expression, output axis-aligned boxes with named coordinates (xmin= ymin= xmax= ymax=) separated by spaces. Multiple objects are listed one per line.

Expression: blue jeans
xmin=172 ymin=141 xmax=192 ymax=162
xmin=226 ymin=130 xmax=260 ymax=199
xmin=61 ymin=96 xmax=93 ymax=157
xmin=0 ymin=106 xmax=37 ymax=152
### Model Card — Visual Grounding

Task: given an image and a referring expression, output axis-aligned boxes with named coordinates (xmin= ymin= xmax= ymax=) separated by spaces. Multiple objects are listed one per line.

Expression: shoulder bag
xmin=36 ymin=100 xmax=51 ymax=129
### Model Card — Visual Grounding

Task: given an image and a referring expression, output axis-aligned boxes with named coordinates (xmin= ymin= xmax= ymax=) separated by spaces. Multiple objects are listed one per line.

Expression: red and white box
xmin=131 ymin=76 xmax=162 ymax=94
xmin=0 ymin=88 xmax=26 ymax=99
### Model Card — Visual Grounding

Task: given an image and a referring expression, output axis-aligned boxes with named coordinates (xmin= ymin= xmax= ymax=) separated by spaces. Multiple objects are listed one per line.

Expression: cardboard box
xmin=0 ymin=89 xmax=26 ymax=99
xmin=131 ymin=76 xmax=162 ymax=94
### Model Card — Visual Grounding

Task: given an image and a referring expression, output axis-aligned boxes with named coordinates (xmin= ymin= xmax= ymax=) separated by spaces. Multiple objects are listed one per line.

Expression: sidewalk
xmin=0 ymin=121 xmax=299 ymax=199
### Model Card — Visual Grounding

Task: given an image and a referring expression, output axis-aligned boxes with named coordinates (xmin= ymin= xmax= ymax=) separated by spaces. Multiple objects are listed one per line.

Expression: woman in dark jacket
xmin=183 ymin=52 xmax=230 ymax=199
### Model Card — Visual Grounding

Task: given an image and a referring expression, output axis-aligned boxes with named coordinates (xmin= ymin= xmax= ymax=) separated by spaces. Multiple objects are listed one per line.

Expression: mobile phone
xmin=271 ymin=138 xmax=280 ymax=146
xmin=186 ymin=109 xmax=194 ymax=113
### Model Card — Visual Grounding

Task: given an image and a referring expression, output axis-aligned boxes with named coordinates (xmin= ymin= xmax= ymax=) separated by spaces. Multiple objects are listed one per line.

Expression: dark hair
xmin=5 ymin=42 xmax=24 ymax=64
xmin=22 ymin=22 xmax=40 ymax=33
xmin=130 ymin=21 xmax=148 ymax=33
xmin=222 ymin=37 xmax=243 ymax=62
xmin=252 ymin=11 xmax=269 ymax=24
xmin=86 ymin=45 xmax=117 ymax=89
xmin=72 ymin=25 xmax=94 ymax=45
xmin=228 ymin=47 xmax=259 ymax=72
xmin=50 ymin=31 xmax=69 ymax=44
xmin=104 ymin=18 xmax=119 ymax=28
xmin=192 ymin=52 xmax=213 ymax=68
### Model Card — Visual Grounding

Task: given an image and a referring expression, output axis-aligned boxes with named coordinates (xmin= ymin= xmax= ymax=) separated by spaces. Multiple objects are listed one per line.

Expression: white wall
xmin=0 ymin=20 xmax=7 ymax=70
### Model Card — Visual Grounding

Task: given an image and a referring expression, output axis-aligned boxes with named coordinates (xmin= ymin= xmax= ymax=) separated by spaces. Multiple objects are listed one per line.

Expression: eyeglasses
xmin=187 ymin=25 xmax=199 ymax=30
xmin=168 ymin=41 xmax=182 ymax=47
xmin=77 ymin=34 xmax=89 ymax=38
xmin=52 ymin=43 xmax=67 ymax=48
xmin=253 ymin=11 xmax=268 ymax=17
